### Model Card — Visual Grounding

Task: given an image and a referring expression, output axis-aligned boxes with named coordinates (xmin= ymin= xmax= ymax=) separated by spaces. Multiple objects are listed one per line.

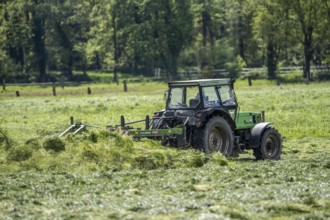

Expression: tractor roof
xmin=168 ymin=78 xmax=232 ymax=87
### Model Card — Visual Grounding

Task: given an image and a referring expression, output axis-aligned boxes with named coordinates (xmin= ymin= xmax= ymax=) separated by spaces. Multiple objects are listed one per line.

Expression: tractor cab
xmin=166 ymin=79 xmax=237 ymax=109
xmin=165 ymin=79 xmax=238 ymax=122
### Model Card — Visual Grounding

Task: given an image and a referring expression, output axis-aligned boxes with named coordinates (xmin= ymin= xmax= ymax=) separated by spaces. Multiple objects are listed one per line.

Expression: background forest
xmin=1 ymin=0 xmax=330 ymax=83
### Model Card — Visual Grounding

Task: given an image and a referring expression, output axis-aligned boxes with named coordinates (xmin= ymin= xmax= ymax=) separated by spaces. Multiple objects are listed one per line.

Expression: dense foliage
xmin=1 ymin=0 xmax=330 ymax=82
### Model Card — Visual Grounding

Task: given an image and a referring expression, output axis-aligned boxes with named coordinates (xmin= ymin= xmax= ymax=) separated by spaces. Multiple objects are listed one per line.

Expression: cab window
xmin=218 ymin=85 xmax=236 ymax=106
xmin=167 ymin=86 xmax=200 ymax=109
xmin=202 ymin=87 xmax=221 ymax=108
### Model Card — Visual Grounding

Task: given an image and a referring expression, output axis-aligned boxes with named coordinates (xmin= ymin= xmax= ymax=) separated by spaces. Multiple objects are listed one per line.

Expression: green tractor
xmin=60 ymin=78 xmax=282 ymax=160
xmin=129 ymin=78 xmax=282 ymax=160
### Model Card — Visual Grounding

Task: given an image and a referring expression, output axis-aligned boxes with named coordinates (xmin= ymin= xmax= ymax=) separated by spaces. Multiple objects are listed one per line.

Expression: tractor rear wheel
xmin=253 ymin=127 xmax=282 ymax=160
xmin=193 ymin=116 xmax=233 ymax=157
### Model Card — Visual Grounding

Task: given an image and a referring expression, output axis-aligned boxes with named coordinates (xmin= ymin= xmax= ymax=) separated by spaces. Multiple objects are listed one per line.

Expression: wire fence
xmin=2 ymin=65 xmax=330 ymax=88
xmin=168 ymin=66 xmax=330 ymax=80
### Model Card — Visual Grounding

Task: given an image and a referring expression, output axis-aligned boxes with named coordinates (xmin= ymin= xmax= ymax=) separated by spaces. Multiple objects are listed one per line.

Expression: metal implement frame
xmin=128 ymin=126 xmax=184 ymax=138
xmin=58 ymin=115 xmax=185 ymax=138
xmin=59 ymin=123 xmax=87 ymax=137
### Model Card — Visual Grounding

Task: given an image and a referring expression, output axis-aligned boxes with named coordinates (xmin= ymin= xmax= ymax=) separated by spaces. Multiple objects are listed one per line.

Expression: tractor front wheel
xmin=253 ymin=127 xmax=282 ymax=160
xmin=193 ymin=116 xmax=233 ymax=157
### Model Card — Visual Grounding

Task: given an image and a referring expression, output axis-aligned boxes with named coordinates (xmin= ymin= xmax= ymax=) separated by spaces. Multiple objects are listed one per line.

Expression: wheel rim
xmin=208 ymin=127 xmax=228 ymax=153
xmin=265 ymin=134 xmax=279 ymax=157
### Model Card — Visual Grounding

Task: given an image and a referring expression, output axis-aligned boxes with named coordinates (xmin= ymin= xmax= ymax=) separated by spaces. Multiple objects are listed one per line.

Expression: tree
xmin=191 ymin=0 xmax=223 ymax=69
xmin=88 ymin=0 xmax=134 ymax=82
xmin=253 ymin=0 xmax=290 ymax=79
xmin=160 ymin=0 xmax=194 ymax=78
xmin=47 ymin=0 xmax=91 ymax=79
xmin=222 ymin=0 xmax=257 ymax=67
xmin=288 ymin=0 xmax=327 ymax=80
xmin=1 ymin=0 xmax=50 ymax=82
xmin=86 ymin=0 xmax=113 ymax=70
xmin=30 ymin=0 xmax=48 ymax=82
xmin=109 ymin=0 xmax=193 ymax=79
xmin=2 ymin=0 xmax=330 ymax=83
xmin=187 ymin=0 xmax=252 ymax=77
xmin=0 ymin=0 xmax=32 ymax=80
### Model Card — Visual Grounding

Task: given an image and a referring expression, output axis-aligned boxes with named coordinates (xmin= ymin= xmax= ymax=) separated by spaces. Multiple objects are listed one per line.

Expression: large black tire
xmin=193 ymin=116 xmax=233 ymax=157
xmin=253 ymin=127 xmax=282 ymax=160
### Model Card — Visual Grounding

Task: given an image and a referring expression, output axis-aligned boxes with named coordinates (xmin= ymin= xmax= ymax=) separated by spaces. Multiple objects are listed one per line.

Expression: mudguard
xmin=249 ymin=122 xmax=273 ymax=148
xmin=197 ymin=108 xmax=236 ymax=130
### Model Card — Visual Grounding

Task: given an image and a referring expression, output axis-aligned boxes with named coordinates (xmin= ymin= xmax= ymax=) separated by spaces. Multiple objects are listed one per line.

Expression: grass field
xmin=0 ymin=79 xmax=329 ymax=219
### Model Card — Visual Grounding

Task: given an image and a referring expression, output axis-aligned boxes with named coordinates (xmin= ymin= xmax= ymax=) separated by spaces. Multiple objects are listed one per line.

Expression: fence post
xmin=52 ymin=82 xmax=56 ymax=96
xmin=120 ymin=115 xmax=125 ymax=127
xmin=276 ymin=78 xmax=281 ymax=86
xmin=261 ymin=111 xmax=265 ymax=122
xmin=145 ymin=115 xmax=150 ymax=130
xmin=248 ymin=77 xmax=252 ymax=86
xmin=87 ymin=87 xmax=91 ymax=95
xmin=70 ymin=116 xmax=74 ymax=125
xmin=2 ymin=79 xmax=5 ymax=91
xmin=123 ymin=80 xmax=128 ymax=92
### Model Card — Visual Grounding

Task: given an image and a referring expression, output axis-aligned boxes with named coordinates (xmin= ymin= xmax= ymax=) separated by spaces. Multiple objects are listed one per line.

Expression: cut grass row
xmin=0 ymin=138 xmax=329 ymax=219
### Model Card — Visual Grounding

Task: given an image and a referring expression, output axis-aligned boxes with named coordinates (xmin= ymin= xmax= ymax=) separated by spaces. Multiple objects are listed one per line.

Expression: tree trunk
xmin=202 ymin=10 xmax=210 ymax=47
xmin=55 ymin=22 xmax=73 ymax=79
xmin=32 ymin=17 xmax=47 ymax=82
xmin=95 ymin=52 xmax=101 ymax=70
xmin=303 ymin=32 xmax=313 ymax=81
xmin=266 ymin=42 xmax=277 ymax=79
xmin=165 ymin=54 xmax=178 ymax=80
xmin=238 ymin=13 xmax=245 ymax=61
xmin=112 ymin=13 xmax=119 ymax=85
xmin=161 ymin=53 xmax=177 ymax=81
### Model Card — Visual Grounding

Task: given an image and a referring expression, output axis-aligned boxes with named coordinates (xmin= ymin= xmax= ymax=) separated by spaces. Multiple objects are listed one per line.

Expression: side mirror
xmin=163 ymin=90 xmax=169 ymax=101
xmin=230 ymin=78 xmax=236 ymax=89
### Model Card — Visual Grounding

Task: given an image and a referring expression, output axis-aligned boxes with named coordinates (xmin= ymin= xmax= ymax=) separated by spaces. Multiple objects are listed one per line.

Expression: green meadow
xmin=0 ymin=79 xmax=329 ymax=219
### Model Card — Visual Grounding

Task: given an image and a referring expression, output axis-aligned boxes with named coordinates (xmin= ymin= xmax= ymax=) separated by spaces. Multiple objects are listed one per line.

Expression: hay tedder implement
xmin=59 ymin=78 xmax=282 ymax=160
